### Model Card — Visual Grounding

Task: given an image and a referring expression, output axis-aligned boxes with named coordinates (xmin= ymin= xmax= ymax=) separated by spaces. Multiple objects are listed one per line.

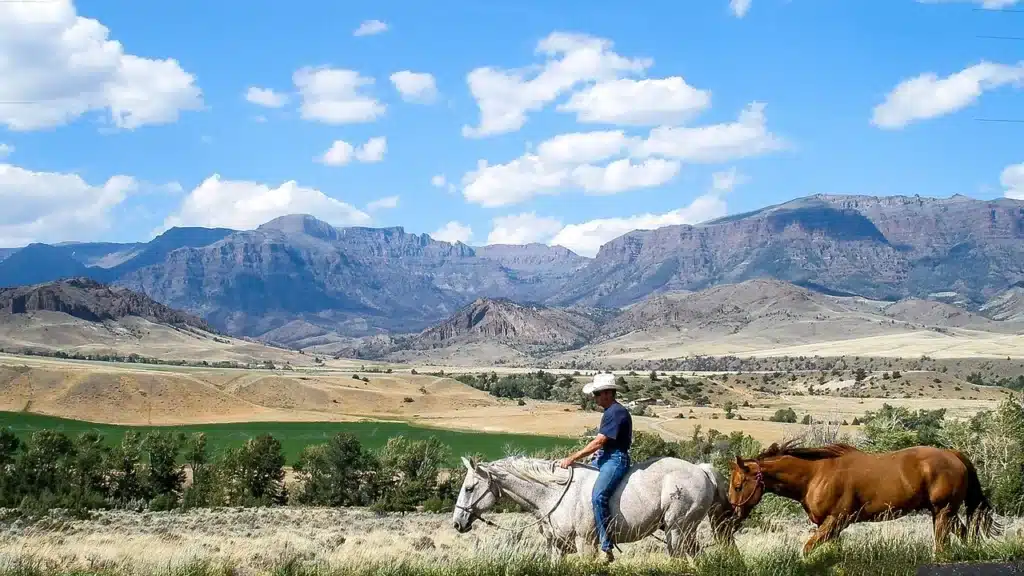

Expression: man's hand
xmin=560 ymin=434 xmax=607 ymax=469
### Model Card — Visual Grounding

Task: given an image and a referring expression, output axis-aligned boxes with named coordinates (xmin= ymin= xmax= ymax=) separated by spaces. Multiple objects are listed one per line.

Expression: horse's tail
xmin=953 ymin=450 xmax=1000 ymax=539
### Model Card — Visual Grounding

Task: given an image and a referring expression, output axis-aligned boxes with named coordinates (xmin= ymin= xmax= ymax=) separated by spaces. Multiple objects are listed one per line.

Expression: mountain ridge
xmin=0 ymin=193 xmax=1021 ymax=343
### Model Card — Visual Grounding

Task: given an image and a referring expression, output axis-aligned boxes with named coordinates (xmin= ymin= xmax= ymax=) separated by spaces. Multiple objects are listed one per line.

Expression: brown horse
xmin=728 ymin=441 xmax=999 ymax=555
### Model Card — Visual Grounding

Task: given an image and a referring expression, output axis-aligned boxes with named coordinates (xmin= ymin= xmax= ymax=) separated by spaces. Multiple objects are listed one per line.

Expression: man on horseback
xmin=560 ymin=373 xmax=633 ymax=562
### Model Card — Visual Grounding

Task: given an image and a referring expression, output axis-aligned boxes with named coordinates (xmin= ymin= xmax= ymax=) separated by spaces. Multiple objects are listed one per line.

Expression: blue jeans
xmin=592 ymin=450 xmax=630 ymax=552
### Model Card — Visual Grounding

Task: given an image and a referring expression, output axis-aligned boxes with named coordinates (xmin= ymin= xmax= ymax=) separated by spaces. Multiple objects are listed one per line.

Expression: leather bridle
xmin=455 ymin=472 xmax=503 ymax=528
xmin=735 ymin=466 xmax=765 ymax=509
xmin=455 ymin=464 xmax=575 ymax=533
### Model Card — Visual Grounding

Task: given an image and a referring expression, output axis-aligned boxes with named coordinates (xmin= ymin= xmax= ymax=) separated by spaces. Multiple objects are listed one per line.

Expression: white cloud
xmin=550 ymin=193 xmax=728 ymax=257
xmin=390 ymin=71 xmax=438 ymax=104
xmin=431 ymin=173 xmax=456 ymax=193
xmin=366 ymin=195 xmax=399 ymax=211
xmin=462 ymin=152 xmax=679 ymax=207
xmin=0 ymin=162 xmax=137 ymax=246
xmin=558 ymin=77 xmax=711 ymax=126
xmin=634 ymin=102 xmax=785 ymax=162
xmin=319 ymin=141 xmax=355 ymax=166
xmin=353 ymin=19 xmax=388 ymax=37
xmin=430 ymin=221 xmax=472 ymax=244
xmin=917 ymin=0 xmax=1020 ymax=9
xmin=160 ymin=175 xmax=370 ymax=232
xmin=294 ymin=66 xmax=385 ymax=124
xmin=730 ymin=0 xmax=752 ymax=17
xmin=711 ymin=166 xmax=747 ymax=192
xmin=462 ymin=32 xmax=651 ymax=138
xmin=462 ymin=130 xmax=676 ymax=207
xmin=0 ymin=144 xmax=12 ymax=159
xmin=355 ymin=136 xmax=387 ymax=162
xmin=161 ymin=181 xmax=184 ymax=195
xmin=1002 ymin=163 xmax=1024 ymax=199
xmin=317 ymin=137 xmax=387 ymax=166
xmin=536 ymin=130 xmax=634 ymax=165
xmin=570 ymin=158 xmax=681 ymax=194
xmin=487 ymin=213 xmax=565 ymax=245
xmin=245 ymin=86 xmax=288 ymax=108
xmin=872 ymin=61 xmax=1024 ymax=129
xmin=471 ymin=173 xmax=735 ymax=256
xmin=462 ymin=103 xmax=780 ymax=207
xmin=0 ymin=0 xmax=203 ymax=131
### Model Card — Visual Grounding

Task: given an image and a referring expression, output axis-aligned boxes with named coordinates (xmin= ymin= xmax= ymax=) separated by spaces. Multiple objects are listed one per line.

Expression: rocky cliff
xmin=552 ymin=194 xmax=1024 ymax=308
xmin=0 ymin=278 xmax=211 ymax=330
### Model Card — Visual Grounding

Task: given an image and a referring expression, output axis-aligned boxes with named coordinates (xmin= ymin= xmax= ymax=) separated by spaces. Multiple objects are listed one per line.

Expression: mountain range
xmin=1 ymin=193 xmax=1022 ymax=347
xmin=339 ymin=277 xmax=1024 ymax=365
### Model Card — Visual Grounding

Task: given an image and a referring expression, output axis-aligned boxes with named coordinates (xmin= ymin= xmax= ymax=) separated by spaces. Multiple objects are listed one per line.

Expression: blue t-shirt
xmin=598 ymin=402 xmax=633 ymax=454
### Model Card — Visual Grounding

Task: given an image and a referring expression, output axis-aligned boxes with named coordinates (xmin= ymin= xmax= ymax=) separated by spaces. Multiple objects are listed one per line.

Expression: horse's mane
xmin=755 ymin=440 xmax=860 ymax=461
xmin=481 ymin=457 xmax=573 ymax=487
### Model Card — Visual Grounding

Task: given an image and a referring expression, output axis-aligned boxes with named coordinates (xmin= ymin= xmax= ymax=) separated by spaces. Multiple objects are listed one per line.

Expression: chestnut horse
xmin=728 ymin=441 xmax=999 ymax=555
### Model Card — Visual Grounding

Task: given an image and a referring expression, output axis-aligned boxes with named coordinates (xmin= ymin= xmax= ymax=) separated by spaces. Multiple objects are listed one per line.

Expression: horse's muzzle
xmin=454 ymin=522 xmax=472 ymax=534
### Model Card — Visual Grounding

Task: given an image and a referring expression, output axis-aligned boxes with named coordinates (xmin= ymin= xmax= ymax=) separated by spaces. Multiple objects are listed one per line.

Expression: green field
xmin=0 ymin=412 xmax=578 ymax=465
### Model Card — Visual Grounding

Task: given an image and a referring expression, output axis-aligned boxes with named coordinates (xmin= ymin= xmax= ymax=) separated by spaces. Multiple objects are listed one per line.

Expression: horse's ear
xmin=734 ymin=455 xmax=744 ymax=470
xmin=461 ymin=456 xmax=473 ymax=471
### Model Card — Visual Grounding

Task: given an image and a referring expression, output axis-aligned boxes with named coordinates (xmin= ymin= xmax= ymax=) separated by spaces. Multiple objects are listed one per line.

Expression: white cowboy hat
xmin=583 ymin=373 xmax=619 ymax=395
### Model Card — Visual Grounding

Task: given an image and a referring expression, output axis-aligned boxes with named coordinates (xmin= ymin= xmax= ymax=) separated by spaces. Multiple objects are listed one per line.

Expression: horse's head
xmin=452 ymin=456 xmax=501 ymax=534
xmin=728 ymin=455 xmax=765 ymax=520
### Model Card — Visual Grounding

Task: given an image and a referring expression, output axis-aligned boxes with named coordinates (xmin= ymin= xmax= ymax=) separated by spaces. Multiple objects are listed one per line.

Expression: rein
xmin=736 ymin=467 xmax=765 ymax=508
xmin=458 ymin=464 xmax=576 ymax=534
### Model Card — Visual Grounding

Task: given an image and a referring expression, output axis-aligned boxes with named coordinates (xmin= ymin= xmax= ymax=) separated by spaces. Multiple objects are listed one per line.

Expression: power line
xmin=977 ymin=34 xmax=1024 ymax=41
xmin=973 ymin=7 xmax=1024 ymax=13
xmin=976 ymin=118 xmax=1024 ymax=123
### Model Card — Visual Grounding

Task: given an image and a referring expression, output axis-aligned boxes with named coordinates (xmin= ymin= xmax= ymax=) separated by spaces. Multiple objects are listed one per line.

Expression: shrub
xmin=629 ymin=431 xmax=680 ymax=462
xmin=770 ymin=408 xmax=798 ymax=423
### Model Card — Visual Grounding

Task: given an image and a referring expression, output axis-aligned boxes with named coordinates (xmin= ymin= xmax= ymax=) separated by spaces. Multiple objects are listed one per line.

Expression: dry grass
xmin=556 ymin=328 xmax=1024 ymax=364
xmin=0 ymin=355 xmax=1011 ymax=446
xmin=1 ymin=508 xmax=1022 ymax=576
xmin=0 ymin=313 xmax=340 ymax=369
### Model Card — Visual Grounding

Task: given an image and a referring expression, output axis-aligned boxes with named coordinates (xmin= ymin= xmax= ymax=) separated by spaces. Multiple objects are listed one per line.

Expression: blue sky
xmin=0 ymin=0 xmax=1022 ymax=256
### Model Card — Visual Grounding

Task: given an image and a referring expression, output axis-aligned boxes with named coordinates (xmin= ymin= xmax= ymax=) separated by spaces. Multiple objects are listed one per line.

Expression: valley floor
xmin=0 ymin=353 xmax=1011 ymax=446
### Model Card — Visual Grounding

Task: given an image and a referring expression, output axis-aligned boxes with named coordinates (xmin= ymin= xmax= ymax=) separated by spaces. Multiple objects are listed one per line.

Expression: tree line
xmin=2 ymin=394 xmax=1023 ymax=518
xmin=453 ymin=370 xmax=711 ymax=408
xmin=0 ymin=348 xmax=278 ymax=370
xmin=0 ymin=421 xmax=767 ymax=519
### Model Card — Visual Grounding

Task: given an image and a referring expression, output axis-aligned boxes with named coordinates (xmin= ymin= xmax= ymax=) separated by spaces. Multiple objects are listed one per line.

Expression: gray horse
xmin=452 ymin=455 xmax=737 ymax=560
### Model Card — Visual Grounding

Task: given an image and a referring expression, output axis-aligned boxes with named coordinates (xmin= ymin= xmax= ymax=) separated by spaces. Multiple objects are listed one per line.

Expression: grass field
xmin=1 ymin=508 xmax=1022 ymax=576
xmin=0 ymin=412 xmax=578 ymax=465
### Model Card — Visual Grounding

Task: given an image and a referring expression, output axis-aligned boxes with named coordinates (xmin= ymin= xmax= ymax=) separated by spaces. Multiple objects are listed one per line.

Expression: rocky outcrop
xmin=979 ymin=283 xmax=1024 ymax=322
xmin=413 ymin=297 xmax=609 ymax=350
xmin=0 ymin=277 xmax=211 ymax=330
